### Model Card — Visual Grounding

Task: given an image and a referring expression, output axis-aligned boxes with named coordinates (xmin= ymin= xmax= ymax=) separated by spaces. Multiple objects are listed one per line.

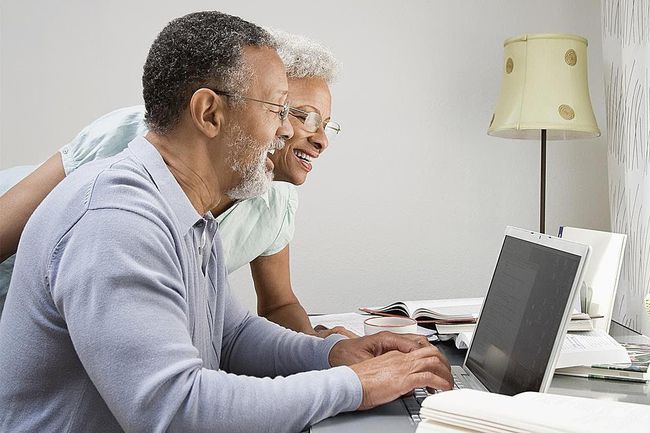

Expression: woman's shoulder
xmin=61 ymin=105 xmax=148 ymax=175
xmin=266 ymin=181 xmax=298 ymax=205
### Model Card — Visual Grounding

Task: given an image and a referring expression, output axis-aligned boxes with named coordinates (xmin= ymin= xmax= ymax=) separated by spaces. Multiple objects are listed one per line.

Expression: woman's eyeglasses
xmin=289 ymin=107 xmax=341 ymax=137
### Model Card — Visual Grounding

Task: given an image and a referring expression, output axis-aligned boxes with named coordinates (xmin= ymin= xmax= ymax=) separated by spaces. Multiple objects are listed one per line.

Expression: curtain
xmin=602 ymin=0 xmax=650 ymax=334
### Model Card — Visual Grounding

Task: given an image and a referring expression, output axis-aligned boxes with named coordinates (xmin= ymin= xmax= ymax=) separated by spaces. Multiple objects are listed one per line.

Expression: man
xmin=0 ymin=30 xmax=352 ymax=337
xmin=0 ymin=12 xmax=451 ymax=432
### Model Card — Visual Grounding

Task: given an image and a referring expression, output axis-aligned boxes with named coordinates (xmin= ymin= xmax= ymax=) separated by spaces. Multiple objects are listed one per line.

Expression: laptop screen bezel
xmin=461 ymin=226 xmax=590 ymax=394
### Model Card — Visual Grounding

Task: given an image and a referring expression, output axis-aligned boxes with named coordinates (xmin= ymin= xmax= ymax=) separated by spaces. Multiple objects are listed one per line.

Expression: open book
xmin=417 ymin=389 xmax=650 ymax=433
xmin=359 ymin=298 xmax=483 ymax=323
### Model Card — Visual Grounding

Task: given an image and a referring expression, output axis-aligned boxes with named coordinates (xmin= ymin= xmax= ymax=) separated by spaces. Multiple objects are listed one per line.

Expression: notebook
xmin=309 ymin=226 xmax=590 ymax=432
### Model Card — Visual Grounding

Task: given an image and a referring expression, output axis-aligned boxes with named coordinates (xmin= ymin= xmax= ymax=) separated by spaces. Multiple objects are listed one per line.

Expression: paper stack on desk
xmin=416 ymin=389 xmax=650 ymax=433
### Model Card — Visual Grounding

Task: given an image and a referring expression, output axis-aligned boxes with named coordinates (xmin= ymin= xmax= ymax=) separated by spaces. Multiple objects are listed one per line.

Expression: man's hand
xmin=349 ymin=346 xmax=453 ymax=410
xmin=313 ymin=325 xmax=359 ymax=339
xmin=328 ymin=332 xmax=453 ymax=410
xmin=329 ymin=331 xmax=433 ymax=366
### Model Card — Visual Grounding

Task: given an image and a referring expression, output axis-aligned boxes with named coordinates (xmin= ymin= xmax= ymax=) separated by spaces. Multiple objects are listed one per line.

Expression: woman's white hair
xmin=267 ymin=28 xmax=339 ymax=84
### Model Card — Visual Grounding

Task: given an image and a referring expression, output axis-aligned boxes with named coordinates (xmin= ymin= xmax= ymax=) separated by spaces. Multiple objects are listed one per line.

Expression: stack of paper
xmin=417 ymin=389 xmax=650 ymax=433
xmin=557 ymin=330 xmax=630 ymax=368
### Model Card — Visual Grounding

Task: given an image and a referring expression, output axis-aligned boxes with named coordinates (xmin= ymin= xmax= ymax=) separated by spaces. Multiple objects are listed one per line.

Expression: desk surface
xmin=434 ymin=321 xmax=650 ymax=405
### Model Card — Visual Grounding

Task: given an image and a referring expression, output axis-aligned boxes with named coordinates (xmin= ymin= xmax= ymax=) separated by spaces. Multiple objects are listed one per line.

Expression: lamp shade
xmin=488 ymin=33 xmax=600 ymax=140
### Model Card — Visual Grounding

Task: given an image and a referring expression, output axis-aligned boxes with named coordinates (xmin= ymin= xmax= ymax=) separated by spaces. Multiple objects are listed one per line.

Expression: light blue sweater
xmin=0 ymin=136 xmax=361 ymax=432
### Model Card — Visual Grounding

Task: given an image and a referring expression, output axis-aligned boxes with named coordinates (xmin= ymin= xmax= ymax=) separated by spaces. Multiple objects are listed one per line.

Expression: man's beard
xmin=225 ymin=126 xmax=285 ymax=200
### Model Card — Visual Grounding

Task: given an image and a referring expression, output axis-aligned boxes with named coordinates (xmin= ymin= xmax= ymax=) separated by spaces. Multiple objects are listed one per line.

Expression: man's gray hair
xmin=143 ymin=11 xmax=272 ymax=134
xmin=268 ymin=29 xmax=339 ymax=83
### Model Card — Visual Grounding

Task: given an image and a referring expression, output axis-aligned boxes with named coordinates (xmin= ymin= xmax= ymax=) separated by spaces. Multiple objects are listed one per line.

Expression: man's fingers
xmin=406 ymin=345 xmax=451 ymax=370
xmin=375 ymin=332 xmax=429 ymax=353
xmin=408 ymin=371 xmax=453 ymax=391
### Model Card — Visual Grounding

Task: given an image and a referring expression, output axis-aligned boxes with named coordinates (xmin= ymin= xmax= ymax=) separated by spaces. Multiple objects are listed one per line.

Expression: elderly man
xmin=0 ymin=30 xmax=352 ymax=338
xmin=0 ymin=11 xmax=452 ymax=432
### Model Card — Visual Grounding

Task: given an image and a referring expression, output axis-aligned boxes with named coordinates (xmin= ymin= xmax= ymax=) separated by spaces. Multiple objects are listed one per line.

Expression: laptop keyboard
xmin=402 ymin=377 xmax=464 ymax=424
xmin=451 ymin=370 xmax=464 ymax=389
xmin=401 ymin=388 xmax=430 ymax=423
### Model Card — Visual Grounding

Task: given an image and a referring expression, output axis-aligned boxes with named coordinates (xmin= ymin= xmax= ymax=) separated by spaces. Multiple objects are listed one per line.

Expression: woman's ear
xmin=189 ymin=88 xmax=225 ymax=139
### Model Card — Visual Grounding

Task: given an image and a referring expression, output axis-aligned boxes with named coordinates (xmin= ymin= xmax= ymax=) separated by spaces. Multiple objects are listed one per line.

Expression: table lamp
xmin=488 ymin=33 xmax=600 ymax=233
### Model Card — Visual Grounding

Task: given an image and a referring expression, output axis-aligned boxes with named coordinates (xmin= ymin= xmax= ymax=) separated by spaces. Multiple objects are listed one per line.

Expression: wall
xmin=0 ymin=0 xmax=609 ymax=314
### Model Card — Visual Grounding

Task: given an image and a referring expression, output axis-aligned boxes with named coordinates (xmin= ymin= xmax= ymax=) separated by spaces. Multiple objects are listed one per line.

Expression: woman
xmin=0 ymin=30 xmax=355 ymax=337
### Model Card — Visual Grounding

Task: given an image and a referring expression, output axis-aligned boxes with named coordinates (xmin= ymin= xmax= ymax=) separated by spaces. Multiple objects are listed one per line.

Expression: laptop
xmin=310 ymin=226 xmax=590 ymax=432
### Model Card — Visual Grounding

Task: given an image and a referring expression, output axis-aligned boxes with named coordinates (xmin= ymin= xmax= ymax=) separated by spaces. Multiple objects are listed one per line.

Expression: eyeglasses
xmin=289 ymin=107 xmax=341 ymax=136
xmin=211 ymin=89 xmax=290 ymax=122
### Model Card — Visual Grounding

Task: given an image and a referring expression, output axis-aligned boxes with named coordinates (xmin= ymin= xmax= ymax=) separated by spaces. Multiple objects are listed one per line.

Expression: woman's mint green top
xmin=0 ymin=106 xmax=298 ymax=313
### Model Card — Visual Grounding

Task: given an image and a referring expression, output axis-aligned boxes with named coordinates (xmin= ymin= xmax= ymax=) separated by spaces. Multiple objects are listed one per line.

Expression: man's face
xmin=224 ymin=46 xmax=293 ymax=200
xmin=269 ymin=77 xmax=332 ymax=186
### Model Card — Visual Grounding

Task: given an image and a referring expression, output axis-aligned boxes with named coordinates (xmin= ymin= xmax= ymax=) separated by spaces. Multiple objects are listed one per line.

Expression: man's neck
xmin=146 ymin=130 xmax=226 ymax=216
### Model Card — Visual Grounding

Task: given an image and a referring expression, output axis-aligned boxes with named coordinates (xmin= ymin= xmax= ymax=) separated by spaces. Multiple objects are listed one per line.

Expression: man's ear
xmin=189 ymin=88 xmax=226 ymax=139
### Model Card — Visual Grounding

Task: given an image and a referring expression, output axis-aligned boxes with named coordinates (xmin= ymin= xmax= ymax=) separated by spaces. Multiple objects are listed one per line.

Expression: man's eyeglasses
xmin=211 ymin=89 xmax=290 ymax=122
xmin=289 ymin=107 xmax=341 ymax=137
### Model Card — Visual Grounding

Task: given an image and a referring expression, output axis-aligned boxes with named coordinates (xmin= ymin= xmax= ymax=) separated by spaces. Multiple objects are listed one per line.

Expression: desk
xmin=307 ymin=318 xmax=649 ymax=432
xmin=434 ymin=321 xmax=650 ymax=405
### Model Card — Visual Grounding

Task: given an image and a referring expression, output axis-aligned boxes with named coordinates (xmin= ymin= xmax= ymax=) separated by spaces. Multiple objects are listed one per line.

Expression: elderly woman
xmin=0 ymin=30 xmax=354 ymax=337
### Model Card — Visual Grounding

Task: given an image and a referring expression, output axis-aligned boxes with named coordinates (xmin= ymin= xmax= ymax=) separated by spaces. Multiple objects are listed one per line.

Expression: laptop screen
xmin=464 ymin=235 xmax=581 ymax=396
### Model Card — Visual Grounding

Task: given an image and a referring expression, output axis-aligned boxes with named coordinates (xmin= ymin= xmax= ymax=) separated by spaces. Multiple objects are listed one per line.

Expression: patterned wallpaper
xmin=602 ymin=0 xmax=650 ymax=334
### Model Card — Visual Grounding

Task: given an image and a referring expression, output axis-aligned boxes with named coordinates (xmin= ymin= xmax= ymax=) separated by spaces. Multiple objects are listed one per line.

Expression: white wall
xmin=0 ymin=0 xmax=609 ymax=314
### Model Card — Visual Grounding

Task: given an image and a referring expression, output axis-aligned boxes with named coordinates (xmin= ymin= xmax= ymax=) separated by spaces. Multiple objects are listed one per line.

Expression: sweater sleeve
xmin=49 ymin=207 xmax=361 ymax=433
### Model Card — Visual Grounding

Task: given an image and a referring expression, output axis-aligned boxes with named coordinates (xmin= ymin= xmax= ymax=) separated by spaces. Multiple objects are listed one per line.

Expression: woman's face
xmin=269 ymin=77 xmax=332 ymax=185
